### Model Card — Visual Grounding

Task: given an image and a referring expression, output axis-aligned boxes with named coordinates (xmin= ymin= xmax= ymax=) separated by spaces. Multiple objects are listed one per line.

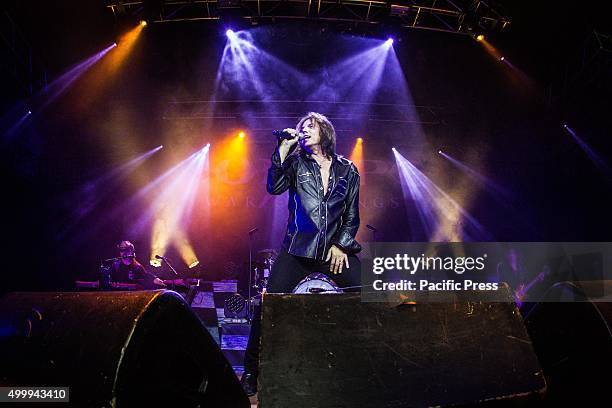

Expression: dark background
xmin=1 ymin=1 xmax=610 ymax=292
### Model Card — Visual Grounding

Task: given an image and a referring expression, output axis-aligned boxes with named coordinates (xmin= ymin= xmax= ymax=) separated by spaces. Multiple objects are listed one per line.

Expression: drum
xmin=292 ymin=273 xmax=343 ymax=294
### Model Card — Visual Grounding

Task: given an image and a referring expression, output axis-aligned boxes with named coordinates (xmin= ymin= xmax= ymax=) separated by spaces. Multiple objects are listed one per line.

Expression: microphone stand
xmin=159 ymin=256 xmax=179 ymax=276
xmin=248 ymin=227 xmax=258 ymax=322
xmin=366 ymin=224 xmax=378 ymax=257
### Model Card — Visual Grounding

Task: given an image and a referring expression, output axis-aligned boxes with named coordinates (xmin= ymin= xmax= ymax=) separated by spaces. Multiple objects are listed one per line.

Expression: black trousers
xmin=243 ymin=250 xmax=362 ymax=375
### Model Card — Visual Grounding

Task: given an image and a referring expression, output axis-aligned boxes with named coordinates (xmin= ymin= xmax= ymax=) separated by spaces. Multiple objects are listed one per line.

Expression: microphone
xmin=272 ymin=130 xmax=304 ymax=140
xmin=155 ymin=254 xmax=178 ymax=276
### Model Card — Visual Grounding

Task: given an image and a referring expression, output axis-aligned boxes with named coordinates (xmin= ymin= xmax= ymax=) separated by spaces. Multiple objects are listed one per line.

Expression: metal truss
xmin=107 ymin=1 xmax=510 ymax=36
xmin=162 ymin=99 xmax=444 ymax=128
xmin=0 ymin=10 xmax=47 ymax=96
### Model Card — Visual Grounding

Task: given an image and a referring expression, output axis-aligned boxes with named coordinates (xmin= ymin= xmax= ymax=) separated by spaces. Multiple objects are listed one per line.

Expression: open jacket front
xmin=267 ymin=148 xmax=361 ymax=261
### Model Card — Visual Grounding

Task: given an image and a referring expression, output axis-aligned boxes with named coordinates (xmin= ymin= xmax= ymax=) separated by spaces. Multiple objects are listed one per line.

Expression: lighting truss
xmin=162 ymin=99 xmax=443 ymax=127
xmin=107 ymin=1 xmax=510 ymax=35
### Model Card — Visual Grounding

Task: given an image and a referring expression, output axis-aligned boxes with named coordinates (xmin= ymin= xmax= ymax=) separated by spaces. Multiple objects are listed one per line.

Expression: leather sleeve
xmin=267 ymin=147 xmax=296 ymax=195
xmin=331 ymin=164 xmax=362 ymax=254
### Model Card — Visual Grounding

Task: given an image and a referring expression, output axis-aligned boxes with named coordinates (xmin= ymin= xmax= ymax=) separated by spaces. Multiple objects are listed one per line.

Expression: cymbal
xmin=257 ymin=248 xmax=278 ymax=257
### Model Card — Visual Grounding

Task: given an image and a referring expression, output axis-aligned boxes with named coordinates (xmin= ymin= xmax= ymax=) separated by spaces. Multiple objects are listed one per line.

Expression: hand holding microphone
xmin=276 ymin=128 xmax=302 ymax=163
xmin=276 ymin=128 xmax=302 ymax=147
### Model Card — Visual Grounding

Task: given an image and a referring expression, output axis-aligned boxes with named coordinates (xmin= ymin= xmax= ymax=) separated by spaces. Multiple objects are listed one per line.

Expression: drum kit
xmin=251 ymin=248 xmax=276 ymax=294
xmin=251 ymin=248 xmax=343 ymax=295
xmin=224 ymin=248 xmax=344 ymax=321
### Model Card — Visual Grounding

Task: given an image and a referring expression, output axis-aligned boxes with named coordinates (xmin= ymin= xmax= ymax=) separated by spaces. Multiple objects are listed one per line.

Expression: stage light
xmin=500 ymin=56 xmax=505 ymax=61
xmin=386 ymin=38 xmax=394 ymax=46
xmin=393 ymin=149 xmax=489 ymax=241
xmin=350 ymin=136 xmax=364 ymax=175
xmin=175 ymin=235 xmax=199 ymax=269
xmin=159 ymin=145 xmax=164 ymax=149
xmin=16 ymin=43 xmax=115 ymax=119
xmin=226 ymin=29 xmax=235 ymax=37
xmin=238 ymin=131 xmax=246 ymax=139
xmin=140 ymin=20 xmax=147 ymax=27
xmin=76 ymin=25 xmax=144 ymax=107
xmin=476 ymin=34 xmax=485 ymax=42
xmin=392 ymin=147 xmax=396 ymax=151
xmin=438 ymin=150 xmax=513 ymax=202
xmin=145 ymin=146 xmax=210 ymax=265
xmin=563 ymin=124 xmax=611 ymax=175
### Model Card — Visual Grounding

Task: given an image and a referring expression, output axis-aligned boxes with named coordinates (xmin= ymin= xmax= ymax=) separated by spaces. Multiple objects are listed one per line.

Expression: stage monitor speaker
xmin=0 ymin=290 xmax=250 ymax=408
xmin=259 ymin=289 xmax=546 ymax=407
xmin=524 ymin=280 xmax=612 ymax=405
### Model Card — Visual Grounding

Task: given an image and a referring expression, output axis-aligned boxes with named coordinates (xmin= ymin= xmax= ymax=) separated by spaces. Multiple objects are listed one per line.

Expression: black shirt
xmin=109 ymin=260 xmax=157 ymax=288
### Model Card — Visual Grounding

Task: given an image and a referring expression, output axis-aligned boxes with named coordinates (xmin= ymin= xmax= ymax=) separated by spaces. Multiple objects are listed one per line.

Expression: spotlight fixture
xmin=238 ymin=131 xmax=246 ymax=139
xmin=562 ymin=124 xmax=568 ymax=128
xmin=140 ymin=20 xmax=148 ymax=27
xmin=27 ymin=110 xmax=32 ymax=115
xmin=112 ymin=42 xmax=117 ymax=47
xmin=438 ymin=150 xmax=442 ymax=154
xmin=476 ymin=34 xmax=485 ymax=41
xmin=226 ymin=29 xmax=235 ymax=37
xmin=357 ymin=137 xmax=363 ymax=142
xmin=386 ymin=38 xmax=394 ymax=46
xmin=189 ymin=261 xmax=200 ymax=269
xmin=224 ymin=294 xmax=248 ymax=319
xmin=500 ymin=56 xmax=505 ymax=61
xmin=392 ymin=147 xmax=396 ymax=151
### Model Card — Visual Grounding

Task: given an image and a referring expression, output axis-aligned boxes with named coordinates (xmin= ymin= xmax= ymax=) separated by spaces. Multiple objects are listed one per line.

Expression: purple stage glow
xmin=213 ymin=29 xmax=422 ymax=138
xmin=393 ymin=149 xmax=490 ymax=241
xmin=438 ymin=150 xmax=513 ymax=200
xmin=308 ymin=39 xmax=393 ymax=105
xmin=563 ymin=124 xmax=611 ymax=175
xmin=215 ymin=29 xmax=310 ymax=104
xmin=2 ymin=109 xmax=32 ymax=140
xmin=58 ymin=145 xmax=164 ymax=238
xmin=95 ymin=145 xmax=210 ymax=240
xmin=91 ymin=145 xmax=163 ymax=186
xmin=128 ymin=146 xmax=207 ymax=202
xmin=2 ymin=44 xmax=114 ymax=139
xmin=37 ymin=43 xmax=115 ymax=112
xmin=130 ymin=145 xmax=209 ymax=262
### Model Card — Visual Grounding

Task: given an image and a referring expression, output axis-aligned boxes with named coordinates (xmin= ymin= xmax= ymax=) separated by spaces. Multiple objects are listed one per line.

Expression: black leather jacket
xmin=267 ymin=147 xmax=361 ymax=260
